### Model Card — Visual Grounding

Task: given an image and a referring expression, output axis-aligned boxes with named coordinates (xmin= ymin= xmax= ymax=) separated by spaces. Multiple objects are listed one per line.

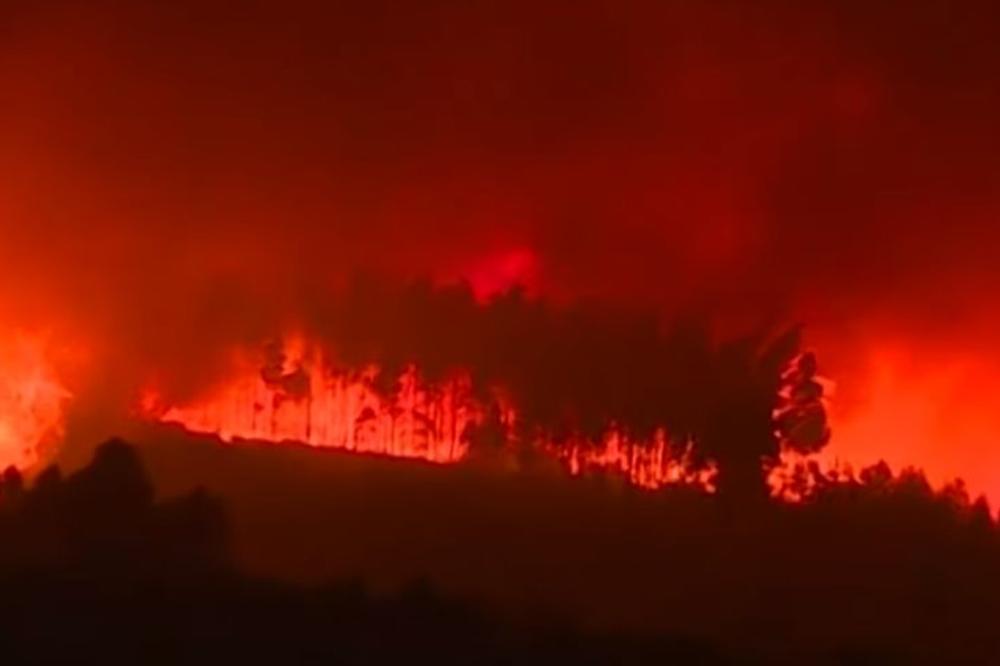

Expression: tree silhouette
xmin=694 ymin=327 xmax=829 ymax=502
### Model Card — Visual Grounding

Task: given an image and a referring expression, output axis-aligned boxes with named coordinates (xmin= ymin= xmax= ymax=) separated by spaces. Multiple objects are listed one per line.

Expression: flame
xmin=143 ymin=337 xmax=712 ymax=490
xmin=0 ymin=332 xmax=71 ymax=471
xmin=146 ymin=339 xmax=479 ymax=464
xmin=553 ymin=431 xmax=715 ymax=490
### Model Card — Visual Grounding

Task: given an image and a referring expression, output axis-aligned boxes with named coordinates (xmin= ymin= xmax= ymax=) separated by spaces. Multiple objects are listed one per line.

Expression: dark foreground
xmin=2 ymin=439 xmax=999 ymax=664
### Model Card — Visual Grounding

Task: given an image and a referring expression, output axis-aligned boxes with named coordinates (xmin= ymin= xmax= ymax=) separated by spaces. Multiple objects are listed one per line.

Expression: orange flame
xmin=553 ymin=430 xmax=715 ymax=490
xmin=146 ymin=339 xmax=479 ymax=464
xmin=0 ymin=333 xmax=71 ymax=471
xmin=143 ymin=337 xmax=712 ymax=490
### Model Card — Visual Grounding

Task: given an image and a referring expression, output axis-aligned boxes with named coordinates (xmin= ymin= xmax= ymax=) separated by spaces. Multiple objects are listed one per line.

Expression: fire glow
xmin=145 ymin=339 xmax=479 ymax=464
xmin=0 ymin=333 xmax=70 ymax=471
xmin=4 ymin=332 xmax=990 ymax=502
xmin=558 ymin=431 xmax=715 ymax=490
xmin=142 ymin=337 xmax=711 ymax=490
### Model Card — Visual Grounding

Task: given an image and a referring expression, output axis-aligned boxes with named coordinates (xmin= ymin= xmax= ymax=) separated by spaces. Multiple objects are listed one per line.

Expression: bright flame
xmin=144 ymin=337 xmax=711 ymax=490
xmin=555 ymin=430 xmax=715 ymax=490
xmin=0 ymin=332 xmax=71 ymax=471
xmin=147 ymin=339 xmax=479 ymax=464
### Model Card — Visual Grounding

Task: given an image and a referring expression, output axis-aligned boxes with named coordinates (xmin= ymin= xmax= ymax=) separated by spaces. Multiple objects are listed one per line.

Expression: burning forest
xmin=128 ymin=279 xmax=829 ymax=497
xmin=3 ymin=0 xmax=1000 ymax=662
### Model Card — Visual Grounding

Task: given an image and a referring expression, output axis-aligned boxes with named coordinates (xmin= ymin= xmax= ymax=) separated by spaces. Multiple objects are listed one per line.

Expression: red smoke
xmin=1 ymin=2 xmax=999 ymax=499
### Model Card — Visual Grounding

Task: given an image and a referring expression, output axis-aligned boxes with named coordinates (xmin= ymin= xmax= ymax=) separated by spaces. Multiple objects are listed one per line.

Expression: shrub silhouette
xmin=1 ymin=437 xmax=997 ymax=664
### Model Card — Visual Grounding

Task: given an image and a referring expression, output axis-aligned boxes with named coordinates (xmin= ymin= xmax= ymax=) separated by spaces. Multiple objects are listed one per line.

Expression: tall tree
xmin=696 ymin=327 xmax=829 ymax=502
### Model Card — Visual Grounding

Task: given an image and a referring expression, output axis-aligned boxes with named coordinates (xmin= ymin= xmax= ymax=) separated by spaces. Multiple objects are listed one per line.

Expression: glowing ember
xmin=0 ymin=333 xmax=71 ymax=471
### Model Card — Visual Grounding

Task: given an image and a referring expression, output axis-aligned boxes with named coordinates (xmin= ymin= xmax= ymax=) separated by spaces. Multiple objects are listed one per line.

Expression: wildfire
xmin=146 ymin=338 xmax=479 ymax=464
xmin=0 ymin=333 xmax=71 ymax=471
xmin=557 ymin=430 xmax=715 ymax=490
xmin=143 ymin=337 xmax=713 ymax=489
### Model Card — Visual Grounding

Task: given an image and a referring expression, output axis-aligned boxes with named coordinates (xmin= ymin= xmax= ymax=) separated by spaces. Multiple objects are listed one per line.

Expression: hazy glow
xmin=824 ymin=343 xmax=1000 ymax=498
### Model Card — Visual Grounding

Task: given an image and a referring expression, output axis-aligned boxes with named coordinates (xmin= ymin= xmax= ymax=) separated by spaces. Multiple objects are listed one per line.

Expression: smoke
xmin=1 ymin=1 xmax=999 ymax=490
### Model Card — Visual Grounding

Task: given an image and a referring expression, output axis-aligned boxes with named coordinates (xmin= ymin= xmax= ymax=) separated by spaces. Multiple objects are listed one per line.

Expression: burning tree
xmin=693 ymin=327 xmax=830 ymax=502
xmin=143 ymin=280 xmax=831 ymax=499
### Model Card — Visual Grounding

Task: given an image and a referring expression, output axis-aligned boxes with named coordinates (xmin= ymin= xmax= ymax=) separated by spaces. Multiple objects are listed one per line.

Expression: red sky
xmin=1 ymin=1 xmax=999 ymax=496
